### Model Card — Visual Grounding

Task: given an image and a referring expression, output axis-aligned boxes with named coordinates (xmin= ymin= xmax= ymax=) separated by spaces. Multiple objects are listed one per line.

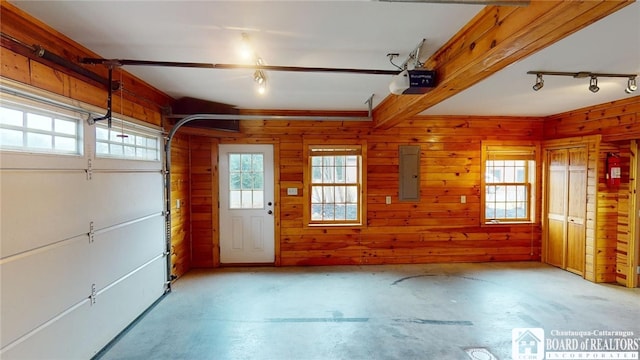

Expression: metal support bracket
xmin=400 ymin=39 xmax=427 ymax=70
xmin=365 ymin=94 xmax=374 ymax=118
xmin=90 ymin=284 xmax=97 ymax=305
xmin=89 ymin=65 xmax=122 ymax=128
xmin=88 ymin=221 xmax=95 ymax=243
xmin=86 ymin=159 xmax=93 ymax=180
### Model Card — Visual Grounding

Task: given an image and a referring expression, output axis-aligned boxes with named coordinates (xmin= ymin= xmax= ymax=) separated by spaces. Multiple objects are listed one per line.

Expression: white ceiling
xmin=9 ymin=1 xmax=640 ymax=118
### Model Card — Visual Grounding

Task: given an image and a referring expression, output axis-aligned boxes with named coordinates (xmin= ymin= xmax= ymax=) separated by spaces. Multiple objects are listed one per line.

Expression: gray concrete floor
xmin=97 ymin=262 xmax=640 ymax=360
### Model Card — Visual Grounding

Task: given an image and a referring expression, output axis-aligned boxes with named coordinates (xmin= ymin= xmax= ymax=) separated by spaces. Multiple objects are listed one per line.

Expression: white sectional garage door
xmin=0 ymin=86 xmax=167 ymax=359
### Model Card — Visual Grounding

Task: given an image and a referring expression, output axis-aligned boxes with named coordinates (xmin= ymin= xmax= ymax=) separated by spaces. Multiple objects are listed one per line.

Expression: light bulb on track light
xmin=588 ymin=76 xmax=599 ymax=93
xmin=532 ymin=73 xmax=544 ymax=91
xmin=239 ymin=33 xmax=253 ymax=60
xmin=625 ymin=77 xmax=637 ymax=94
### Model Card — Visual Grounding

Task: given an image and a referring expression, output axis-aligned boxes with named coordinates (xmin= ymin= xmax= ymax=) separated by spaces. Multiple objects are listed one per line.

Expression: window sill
xmin=483 ymin=220 xmax=534 ymax=227
xmin=307 ymin=223 xmax=364 ymax=228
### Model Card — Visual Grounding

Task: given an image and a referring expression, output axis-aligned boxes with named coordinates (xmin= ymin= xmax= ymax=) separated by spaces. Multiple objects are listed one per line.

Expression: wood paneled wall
xmin=613 ymin=143 xmax=633 ymax=285
xmin=189 ymin=136 xmax=219 ymax=268
xmin=188 ymin=116 xmax=544 ymax=266
xmin=544 ymin=96 xmax=640 ymax=142
xmin=170 ymin=134 xmax=191 ymax=278
xmin=596 ymin=142 xmax=621 ymax=283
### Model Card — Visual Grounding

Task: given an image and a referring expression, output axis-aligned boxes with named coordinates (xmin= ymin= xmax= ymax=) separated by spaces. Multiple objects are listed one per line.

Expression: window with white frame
xmin=95 ymin=120 xmax=160 ymax=161
xmin=482 ymin=142 xmax=537 ymax=224
xmin=306 ymin=143 xmax=365 ymax=225
xmin=0 ymin=104 xmax=81 ymax=155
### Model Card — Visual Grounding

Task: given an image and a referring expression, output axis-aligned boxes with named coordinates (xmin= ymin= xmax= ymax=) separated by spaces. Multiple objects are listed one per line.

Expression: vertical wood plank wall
xmin=189 ymin=136 xmax=219 ymax=268
xmin=613 ymin=144 xmax=632 ymax=285
xmin=170 ymin=134 xmax=191 ymax=277
xmin=188 ymin=116 xmax=545 ymax=266
xmin=596 ymin=142 xmax=621 ymax=283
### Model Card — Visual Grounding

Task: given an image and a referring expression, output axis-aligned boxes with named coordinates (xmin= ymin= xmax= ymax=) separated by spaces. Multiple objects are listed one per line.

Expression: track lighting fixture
xmin=239 ymin=34 xmax=268 ymax=94
xmin=253 ymin=70 xmax=265 ymax=84
xmin=626 ymin=77 xmax=637 ymax=94
xmin=588 ymin=76 xmax=599 ymax=93
xmin=254 ymin=69 xmax=267 ymax=94
xmin=527 ymin=71 xmax=638 ymax=94
xmin=532 ymin=73 xmax=544 ymax=91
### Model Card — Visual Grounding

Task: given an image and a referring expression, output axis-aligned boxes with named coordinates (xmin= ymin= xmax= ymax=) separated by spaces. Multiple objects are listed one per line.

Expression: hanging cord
xmin=116 ymin=69 xmax=128 ymax=139
xmin=387 ymin=53 xmax=404 ymax=71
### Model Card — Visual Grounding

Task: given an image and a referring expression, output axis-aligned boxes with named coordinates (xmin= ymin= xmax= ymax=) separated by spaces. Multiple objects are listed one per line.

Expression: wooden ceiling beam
xmin=372 ymin=0 xmax=634 ymax=129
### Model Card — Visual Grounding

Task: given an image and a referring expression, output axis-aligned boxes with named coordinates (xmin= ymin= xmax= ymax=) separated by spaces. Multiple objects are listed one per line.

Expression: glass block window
xmin=229 ymin=153 xmax=264 ymax=209
xmin=95 ymin=120 xmax=160 ymax=161
xmin=0 ymin=105 xmax=81 ymax=155
xmin=482 ymin=144 xmax=536 ymax=224
xmin=308 ymin=145 xmax=362 ymax=225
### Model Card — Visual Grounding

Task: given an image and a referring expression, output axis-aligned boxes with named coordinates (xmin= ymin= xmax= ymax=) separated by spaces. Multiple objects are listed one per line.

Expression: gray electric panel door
xmin=399 ymin=145 xmax=421 ymax=202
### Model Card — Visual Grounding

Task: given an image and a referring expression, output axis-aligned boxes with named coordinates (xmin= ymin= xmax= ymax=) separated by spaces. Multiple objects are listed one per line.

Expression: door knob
xmin=268 ymin=202 xmax=273 ymax=206
xmin=267 ymin=210 xmax=273 ymax=215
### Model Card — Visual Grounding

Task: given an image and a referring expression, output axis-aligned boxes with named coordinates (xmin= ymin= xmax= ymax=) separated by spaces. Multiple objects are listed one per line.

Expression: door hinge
xmin=86 ymin=159 xmax=93 ymax=180
xmin=90 ymin=283 xmax=97 ymax=305
xmin=88 ymin=221 xmax=95 ymax=243
xmin=637 ymin=265 xmax=640 ymax=275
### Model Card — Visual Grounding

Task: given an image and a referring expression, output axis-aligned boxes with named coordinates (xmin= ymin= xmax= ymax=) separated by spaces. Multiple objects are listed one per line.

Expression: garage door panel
xmin=0 ymin=88 xmax=166 ymax=358
xmin=91 ymin=215 xmax=165 ymax=291
xmin=0 ymin=299 xmax=93 ymax=360
xmin=0 ymin=234 xmax=91 ymax=348
xmin=92 ymin=157 xmax=163 ymax=172
xmin=89 ymin=172 xmax=163 ymax=229
xmin=0 ymin=171 xmax=90 ymax=258
xmin=91 ymin=256 xmax=166 ymax=355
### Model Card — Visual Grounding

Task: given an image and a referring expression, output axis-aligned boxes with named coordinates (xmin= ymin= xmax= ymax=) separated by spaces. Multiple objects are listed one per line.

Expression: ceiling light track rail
xmin=80 ymin=58 xmax=400 ymax=76
xmin=527 ymin=70 xmax=637 ymax=79
xmin=527 ymin=70 xmax=637 ymax=94
xmin=375 ymin=0 xmax=529 ymax=5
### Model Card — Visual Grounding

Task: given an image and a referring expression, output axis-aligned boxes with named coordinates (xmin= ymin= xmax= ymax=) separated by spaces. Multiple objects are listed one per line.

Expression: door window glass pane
xmin=229 ymin=152 xmax=264 ymax=209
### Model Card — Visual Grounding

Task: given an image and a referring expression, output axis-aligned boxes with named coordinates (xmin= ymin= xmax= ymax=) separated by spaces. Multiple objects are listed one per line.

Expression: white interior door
xmin=219 ymin=144 xmax=275 ymax=263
